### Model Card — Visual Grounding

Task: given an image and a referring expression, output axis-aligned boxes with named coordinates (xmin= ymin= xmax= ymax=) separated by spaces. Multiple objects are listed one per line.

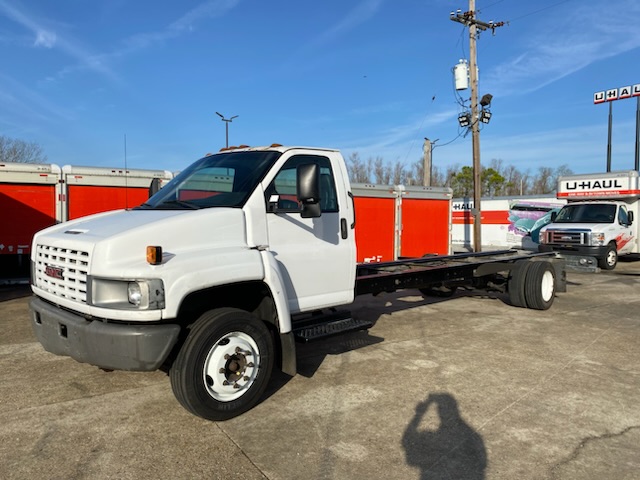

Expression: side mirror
xmin=628 ymin=211 xmax=634 ymax=225
xmin=297 ymin=163 xmax=321 ymax=218
xmin=550 ymin=211 xmax=558 ymax=222
xmin=149 ymin=178 xmax=162 ymax=198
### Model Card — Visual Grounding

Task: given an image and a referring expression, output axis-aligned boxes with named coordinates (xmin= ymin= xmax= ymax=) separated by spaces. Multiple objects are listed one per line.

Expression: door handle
xmin=340 ymin=218 xmax=348 ymax=239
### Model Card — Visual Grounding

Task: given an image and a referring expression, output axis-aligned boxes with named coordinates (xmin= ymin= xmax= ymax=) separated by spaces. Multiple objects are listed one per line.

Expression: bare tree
xmin=346 ymin=152 xmax=374 ymax=183
xmin=0 ymin=135 xmax=47 ymax=163
xmin=344 ymin=153 xmax=571 ymax=197
xmin=392 ymin=161 xmax=406 ymax=185
xmin=373 ymin=156 xmax=392 ymax=185
xmin=551 ymin=164 xmax=573 ymax=193
xmin=531 ymin=167 xmax=554 ymax=194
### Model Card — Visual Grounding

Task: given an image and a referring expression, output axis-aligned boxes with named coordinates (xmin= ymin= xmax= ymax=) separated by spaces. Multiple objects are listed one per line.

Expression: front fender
xmin=162 ymin=247 xmax=264 ymax=318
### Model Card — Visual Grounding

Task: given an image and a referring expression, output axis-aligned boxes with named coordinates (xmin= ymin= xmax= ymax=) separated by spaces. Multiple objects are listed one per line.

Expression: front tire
xmin=170 ymin=308 xmax=274 ymax=421
xmin=598 ymin=244 xmax=618 ymax=270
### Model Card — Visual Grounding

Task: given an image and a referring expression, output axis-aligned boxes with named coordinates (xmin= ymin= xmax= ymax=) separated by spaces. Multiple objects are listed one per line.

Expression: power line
xmin=510 ymin=0 xmax=573 ymax=22
xmin=477 ymin=0 xmax=506 ymax=13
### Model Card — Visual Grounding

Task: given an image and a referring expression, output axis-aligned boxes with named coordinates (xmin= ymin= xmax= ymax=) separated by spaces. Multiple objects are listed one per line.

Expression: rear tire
xmin=598 ymin=244 xmax=618 ymax=270
xmin=524 ymin=261 xmax=556 ymax=310
xmin=170 ymin=308 xmax=274 ymax=421
xmin=508 ymin=261 xmax=530 ymax=308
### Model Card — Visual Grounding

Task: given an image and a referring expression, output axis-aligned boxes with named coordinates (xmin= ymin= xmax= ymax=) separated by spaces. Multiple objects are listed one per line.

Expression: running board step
xmin=293 ymin=314 xmax=373 ymax=343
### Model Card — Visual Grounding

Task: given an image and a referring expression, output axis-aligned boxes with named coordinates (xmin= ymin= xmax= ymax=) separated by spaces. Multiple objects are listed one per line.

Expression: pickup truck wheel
xmin=508 ymin=261 xmax=530 ymax=308
xmin=524 ymin=261 xmax=556 ymax=310
xmin=170 ymin=308 xmax=274 ymax=421
xmin=598 ymin=244 xmax=618 ymax=270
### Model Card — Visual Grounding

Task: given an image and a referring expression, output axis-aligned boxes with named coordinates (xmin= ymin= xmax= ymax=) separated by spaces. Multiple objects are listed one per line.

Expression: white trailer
xmin=452 ymin=196 xmax=566 ymax=251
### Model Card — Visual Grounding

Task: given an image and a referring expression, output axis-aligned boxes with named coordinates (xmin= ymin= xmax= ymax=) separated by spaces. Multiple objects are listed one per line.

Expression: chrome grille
xmin=546 ymin=229 xmax=589 ymax=246
xmin=34 ymin=245 xmax=90 ymax=303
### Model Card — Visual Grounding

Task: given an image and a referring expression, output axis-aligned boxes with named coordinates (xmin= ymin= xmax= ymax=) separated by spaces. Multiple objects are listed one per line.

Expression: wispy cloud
xmin=309 ymin=0 xmax=384 ymax=49
xmin=340 ymin=108 xmax=458 ymax=162
xmin=484 ymin=0 xmax=640 ymax=95
xmin=0 ymin=0 xmax=242 ymax=85
xmin=0 ymin=72 xmax=74 ymax=124
xmin=0 ymin=0 xmax=120 ymax=82
xmin=278 ymin=0 xmax=385 ymax=76
xmin=34 ymin=29 xmax=56 ymax=48
xmin=121 ymin=0 xmax=241 ymax=54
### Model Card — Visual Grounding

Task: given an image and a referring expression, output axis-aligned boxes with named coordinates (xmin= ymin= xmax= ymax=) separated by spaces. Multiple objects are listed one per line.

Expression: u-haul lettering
xmin=558 ymin=172 xmax=640 ymax=199
xmin=565 ymin=179 xmax=623 ymax=191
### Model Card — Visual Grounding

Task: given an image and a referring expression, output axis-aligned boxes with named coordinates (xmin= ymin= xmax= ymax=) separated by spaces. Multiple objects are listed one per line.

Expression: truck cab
xmin=539 ymin=171 xmax=639 ymax=270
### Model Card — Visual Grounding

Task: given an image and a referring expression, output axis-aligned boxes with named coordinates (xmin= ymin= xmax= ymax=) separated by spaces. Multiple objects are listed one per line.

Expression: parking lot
xmin=1 ymin=258 xmax=639 ymax=480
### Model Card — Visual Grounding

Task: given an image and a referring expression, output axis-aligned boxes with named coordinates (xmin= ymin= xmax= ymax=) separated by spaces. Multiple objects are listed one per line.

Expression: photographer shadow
xmin=402 ymin=392 xmax=487 ymax=480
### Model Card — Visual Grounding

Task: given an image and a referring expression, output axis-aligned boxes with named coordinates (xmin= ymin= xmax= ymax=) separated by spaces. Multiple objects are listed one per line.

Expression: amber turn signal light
xmin=146 ymin=246 xmax=163 ymax=265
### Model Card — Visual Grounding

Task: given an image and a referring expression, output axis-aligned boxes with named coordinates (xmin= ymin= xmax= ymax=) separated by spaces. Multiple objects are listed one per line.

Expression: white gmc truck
xmin=30 ymin=145 xmax=565 ymax=420
xmin=539 ymin=170 xmax=639 ymax=270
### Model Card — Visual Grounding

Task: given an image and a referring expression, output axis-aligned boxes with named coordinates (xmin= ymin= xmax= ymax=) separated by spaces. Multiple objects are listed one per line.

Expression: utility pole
xmin=423 ymin=138 xmax=432 ymax=186
xmin=450 ymin=2 xmax=504 ymax=252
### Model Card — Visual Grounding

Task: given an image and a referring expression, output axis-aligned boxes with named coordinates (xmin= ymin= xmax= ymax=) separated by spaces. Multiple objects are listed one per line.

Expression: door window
xmin=618 ymin=206 xmax=630 ymax=225
xmin=266 ymin=155 xmax=338 ymax=213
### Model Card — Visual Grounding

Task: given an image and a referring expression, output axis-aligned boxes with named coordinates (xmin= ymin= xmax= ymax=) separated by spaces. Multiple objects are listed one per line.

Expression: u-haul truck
xmin=539 ymin=170 xmax=640 ymax=270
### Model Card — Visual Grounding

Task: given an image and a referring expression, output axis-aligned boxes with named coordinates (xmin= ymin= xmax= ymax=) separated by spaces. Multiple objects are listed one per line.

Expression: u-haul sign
xmin=558 ymin=171 xmax=640 ymax=198
xmin=594 ymin=84 xmax=640 ymax=104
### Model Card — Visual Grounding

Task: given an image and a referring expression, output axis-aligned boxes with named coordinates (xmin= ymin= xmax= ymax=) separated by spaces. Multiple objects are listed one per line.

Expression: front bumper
xmin=538 ymin=244 xmax=609 ymax=257
xmin=29 ymin=296 xmax=180 ymax=371
xmin=538 ymin=244 xmax=601 ymax=272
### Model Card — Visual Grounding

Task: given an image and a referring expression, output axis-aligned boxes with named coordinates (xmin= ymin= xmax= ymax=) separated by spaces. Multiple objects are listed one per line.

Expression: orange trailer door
xmin=352 ymin=185 xmax=397 ymax=263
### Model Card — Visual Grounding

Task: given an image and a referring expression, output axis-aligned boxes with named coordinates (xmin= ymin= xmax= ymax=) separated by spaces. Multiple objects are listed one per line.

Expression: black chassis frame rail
xmin=354 ymin=249 xmax=563 ymax=296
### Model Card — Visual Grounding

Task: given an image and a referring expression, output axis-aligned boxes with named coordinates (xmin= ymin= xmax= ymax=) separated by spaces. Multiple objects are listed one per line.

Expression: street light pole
xmin=216 ymin=112 xmax=238 ymax=148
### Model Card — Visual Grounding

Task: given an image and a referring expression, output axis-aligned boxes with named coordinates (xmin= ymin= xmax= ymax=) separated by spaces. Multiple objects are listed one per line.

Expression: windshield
xmin=554 ymin=203 xmax=616 ymax=224
xmin=139 ymin=151 xmax=282 ymax=210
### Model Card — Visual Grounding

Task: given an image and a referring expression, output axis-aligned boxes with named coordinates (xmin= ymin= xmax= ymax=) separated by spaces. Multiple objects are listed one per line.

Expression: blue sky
xmin=1 ymin=0 xmax=639 ymax=175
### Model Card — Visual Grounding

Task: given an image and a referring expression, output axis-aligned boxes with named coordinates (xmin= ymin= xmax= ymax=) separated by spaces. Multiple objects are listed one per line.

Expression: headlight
xmin=89 ymin=278 xmax=165 ymax=310
xmin=590 ymin=232 xmax=605 ymax=246
xmin=539 ymin=231 xmax=547 ymax=244
xmin=128 ymin=282 xmax=143 ymax=306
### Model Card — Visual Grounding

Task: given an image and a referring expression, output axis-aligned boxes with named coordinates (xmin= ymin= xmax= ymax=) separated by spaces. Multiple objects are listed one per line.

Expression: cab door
xmin=617 ymin=205 xmax=635 ymax=254
xmin=264 ymin=153 xmax=355 ymax=313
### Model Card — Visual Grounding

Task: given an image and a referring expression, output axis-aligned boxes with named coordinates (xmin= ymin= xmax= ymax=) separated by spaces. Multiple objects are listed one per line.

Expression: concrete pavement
xmin=1 ymin=258 xmax=639 ymax=479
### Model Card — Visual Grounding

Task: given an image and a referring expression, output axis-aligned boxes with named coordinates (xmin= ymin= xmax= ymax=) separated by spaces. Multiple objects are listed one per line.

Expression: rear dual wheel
xmin=508 ymin=261 xmax=556 ymax=310
xmin=170 ymin=308 xmax=274 ymax=421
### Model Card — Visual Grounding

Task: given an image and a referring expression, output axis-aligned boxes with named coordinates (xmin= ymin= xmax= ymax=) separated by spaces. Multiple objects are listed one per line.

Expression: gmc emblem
xmin=44 ymin=266 xmax=64 ymax=280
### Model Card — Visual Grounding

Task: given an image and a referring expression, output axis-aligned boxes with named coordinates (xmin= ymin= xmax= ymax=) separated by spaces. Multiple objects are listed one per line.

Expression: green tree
xmin=450 ymin=166 xmax=474 ymax=197
xmin=482 ymin=167 xmax=506 ymax=196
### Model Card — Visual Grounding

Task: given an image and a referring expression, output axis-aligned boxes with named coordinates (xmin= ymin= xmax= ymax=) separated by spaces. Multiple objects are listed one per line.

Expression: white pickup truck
xmin=539 ymin=170 xmax=639 ymax=270
xmin=29 ymin=145 xmax=565 ymax=420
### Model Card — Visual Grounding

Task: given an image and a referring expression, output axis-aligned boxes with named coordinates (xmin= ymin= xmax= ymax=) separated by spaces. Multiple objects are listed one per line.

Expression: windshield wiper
xmin=158 ymin=199 xmax=201 ymax=210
